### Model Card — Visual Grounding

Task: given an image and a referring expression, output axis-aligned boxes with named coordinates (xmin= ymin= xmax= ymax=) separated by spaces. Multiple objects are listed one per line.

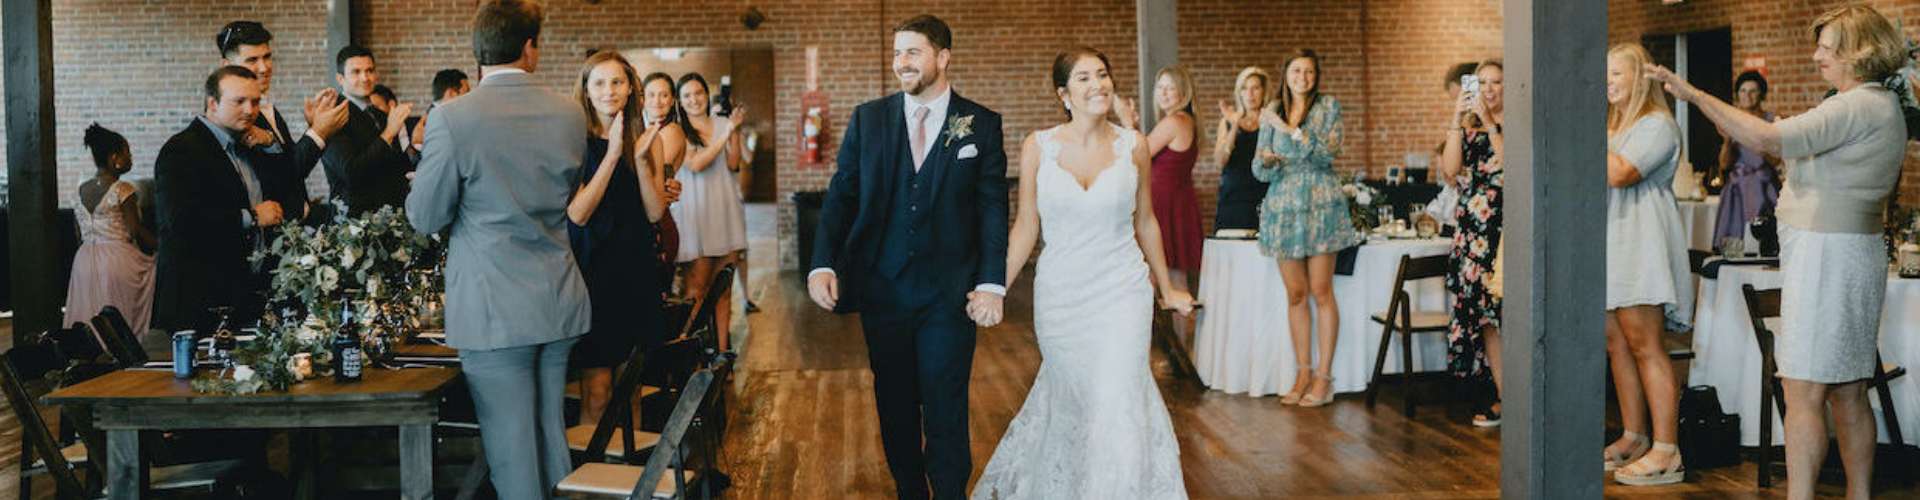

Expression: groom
xmin=808 ymin=14 xmax=1008 ymax=500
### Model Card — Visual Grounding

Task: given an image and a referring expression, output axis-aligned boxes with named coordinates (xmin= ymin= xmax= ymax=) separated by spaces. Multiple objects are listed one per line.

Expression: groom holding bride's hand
xmin=807 ymin=14 xmax=1008 ymax=500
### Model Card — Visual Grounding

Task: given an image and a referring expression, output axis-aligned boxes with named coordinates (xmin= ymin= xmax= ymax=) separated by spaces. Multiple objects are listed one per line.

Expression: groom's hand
xmin=807 ymin=272 xmax=839 ymax=311
xmin=966 ymin=291 xmax=1004 ymax=328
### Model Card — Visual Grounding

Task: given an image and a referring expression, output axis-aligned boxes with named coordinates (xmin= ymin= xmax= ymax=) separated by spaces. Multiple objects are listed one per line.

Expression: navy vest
xmin=875 ymin=137 xmax=936 ymax=280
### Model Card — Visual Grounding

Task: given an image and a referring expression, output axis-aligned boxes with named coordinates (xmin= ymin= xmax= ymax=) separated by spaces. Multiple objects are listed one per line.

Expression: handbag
xmin=1677 ymin=385 xmax=1742 ymax=469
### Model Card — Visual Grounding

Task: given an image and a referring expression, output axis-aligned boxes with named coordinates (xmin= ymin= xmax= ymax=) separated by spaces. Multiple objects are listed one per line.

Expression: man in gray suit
xmin=405 ymin=1 xmax=589 ymax=496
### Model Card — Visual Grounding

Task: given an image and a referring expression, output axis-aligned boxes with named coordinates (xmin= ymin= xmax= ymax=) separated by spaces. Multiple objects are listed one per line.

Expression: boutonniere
xmin=944 ymin=115 xmax=974 ymax=147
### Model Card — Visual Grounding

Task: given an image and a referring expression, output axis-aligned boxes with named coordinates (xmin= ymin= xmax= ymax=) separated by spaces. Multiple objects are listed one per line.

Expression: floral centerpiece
xmin=1341 ymin=173 xmax=1385 ymax=233
xmin=193 ymin=205 xmax=443 ymax=394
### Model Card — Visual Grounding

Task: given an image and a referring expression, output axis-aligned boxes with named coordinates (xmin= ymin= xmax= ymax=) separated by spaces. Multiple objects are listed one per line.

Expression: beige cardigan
xmin=1775 ymin=83 xmax=1907 ymax=234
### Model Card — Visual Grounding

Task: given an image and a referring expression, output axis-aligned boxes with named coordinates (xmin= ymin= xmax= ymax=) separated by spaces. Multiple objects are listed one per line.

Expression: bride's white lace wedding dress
xmin=971 ymin=125 xmax=1187 ymax=499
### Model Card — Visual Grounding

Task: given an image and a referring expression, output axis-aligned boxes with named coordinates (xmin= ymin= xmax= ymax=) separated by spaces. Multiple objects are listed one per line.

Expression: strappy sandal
xmin=1471 ymin=402 xmax=1502 ymax=428
xmin=1279 ymin=369 xmax=1312 ymax=405
xmin=1613 ymin=442 xmax=1685 ymax=486
xmin=1296 ymin=373 xmax=1335 ymax=408
xmin=1602 ymin=431 xmax=1650 ymax=472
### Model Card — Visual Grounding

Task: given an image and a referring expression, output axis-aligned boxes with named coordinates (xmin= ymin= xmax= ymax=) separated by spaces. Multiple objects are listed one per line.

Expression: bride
xmin=970 ymin=46 xmax=1194 ymax=499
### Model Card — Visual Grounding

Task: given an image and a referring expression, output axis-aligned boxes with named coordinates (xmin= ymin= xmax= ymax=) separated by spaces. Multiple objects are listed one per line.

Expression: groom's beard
xmin=898 ymin=67 xmax=941 ymax=96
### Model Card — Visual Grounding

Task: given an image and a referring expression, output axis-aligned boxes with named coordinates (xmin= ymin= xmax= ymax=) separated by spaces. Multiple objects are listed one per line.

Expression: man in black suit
xmin=807 ymin=15 xmax=1008 ymax=500
xmin=152 ymin=66 xmax=300 ymax=332
xmin=215 ymin=21 xmax=348 ymax=222
xmin=323 ymin=45 xmax=416 ymax=216
xmin=407 ymin=69 xmax=473 ymax=162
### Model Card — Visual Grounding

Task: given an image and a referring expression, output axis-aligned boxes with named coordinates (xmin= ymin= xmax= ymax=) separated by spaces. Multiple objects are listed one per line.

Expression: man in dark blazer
xmin=214 ymin=20 xmax=348 ymax=223
xmin=152 ymin=66 xmax=300 ymax=332
xmin=807 ymin=15 xmax=1009 ymax=500
xmin=323 ymin=45 xmax=416 ymax=216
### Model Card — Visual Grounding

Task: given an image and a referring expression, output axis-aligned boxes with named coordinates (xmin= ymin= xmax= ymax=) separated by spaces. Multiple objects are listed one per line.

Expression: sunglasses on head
xmin=219 ymin=22 xmax=265 ymax=52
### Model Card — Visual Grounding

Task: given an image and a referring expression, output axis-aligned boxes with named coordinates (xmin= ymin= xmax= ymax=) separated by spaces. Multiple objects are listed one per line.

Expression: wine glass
xmin=1376 ymin=205 xmax=1395 ymax=229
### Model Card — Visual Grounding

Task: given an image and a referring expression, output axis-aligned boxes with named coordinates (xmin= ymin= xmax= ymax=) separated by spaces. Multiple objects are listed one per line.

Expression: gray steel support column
xmin=328 ymin=0 xmax=352 ymax=55
xmin=1500 ymin=0 xmax=1608 ymax=497
xmin=1136 ymin=0 xmax=1177 ymax=132
xmin=5 ymin=0 xmax=59 ymax=341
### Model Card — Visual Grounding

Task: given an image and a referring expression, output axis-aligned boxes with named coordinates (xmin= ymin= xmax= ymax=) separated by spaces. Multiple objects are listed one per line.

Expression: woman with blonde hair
xmin=1648 ymin=6 xmax=1909 ymax=498
xmin=1253 ymin=49 xmax=1361 ymax=407
xmin=1601 ymin=42 xmax=1693 ymax=486
xmin=1212 ymin=67 xmax=1273 ymax=234
xmin=1119 ymin=64 xmax=1204 ymax=344
xmin=566 ymin=51 xmax=679 ymax=427
xmin=1437 ymin=58 xmax=1506 ymax=426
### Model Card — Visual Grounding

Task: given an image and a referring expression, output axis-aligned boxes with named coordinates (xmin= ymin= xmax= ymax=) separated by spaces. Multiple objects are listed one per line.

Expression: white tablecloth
xmin=1193 ymin=238 xmax=1453 ymax=396
xmin=1688 ymin=264 xmax=1920 ymax=446
xmin=1678 ymin=198 xmax=1720 ymax=251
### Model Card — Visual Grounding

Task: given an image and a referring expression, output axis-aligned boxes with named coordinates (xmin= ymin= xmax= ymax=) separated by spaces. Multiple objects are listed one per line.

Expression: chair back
xmin=90 ymin=306 xmax=147 ymax=368
xmin=581 ymin=346 xmax=652 ymax=463
xmin=632 ymin=369 xmax=717 ymax=500
xmin=1385 ymin=254 xmax=1449 ymax=315
xmin=1739 ymin=285 xmax=1781 ymax=358
xmin=680 ymin=265 xmax=737 ymax=357
xmin=1392 ymin=255 xmax=1450 ymax=287
xmin=0 ymin=345 xmax=91 ymax=498
xmin=1688 ymin=249 xmax=1712 ymax=275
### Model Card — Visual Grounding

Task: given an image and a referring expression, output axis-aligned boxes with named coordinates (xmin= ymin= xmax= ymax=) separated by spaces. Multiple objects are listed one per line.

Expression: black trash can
xmin=792 ymin=191 xmax=825 ymax=270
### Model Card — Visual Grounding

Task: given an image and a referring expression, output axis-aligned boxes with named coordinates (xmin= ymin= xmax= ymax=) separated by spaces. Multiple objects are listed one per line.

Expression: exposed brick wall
xmin=2 ymin=0 xmax=338 ymax=203
xmin=1610 ymin=0 xmax=1920 ymax=210
xmin=1176 ymin=0 xmax=1369 ymax=232
xmin=14 ymin=1 xmax=1915 ymax=272
xmin=1361 ymin=0 xmax=1503 ymax=177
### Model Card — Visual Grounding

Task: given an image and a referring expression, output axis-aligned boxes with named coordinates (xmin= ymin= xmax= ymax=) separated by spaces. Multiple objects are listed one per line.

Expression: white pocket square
xmin=956 ymin=144 xmax=979 ymax=160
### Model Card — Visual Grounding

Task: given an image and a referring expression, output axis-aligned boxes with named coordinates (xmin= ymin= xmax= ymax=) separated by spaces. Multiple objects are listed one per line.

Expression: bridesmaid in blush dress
xmin=64 ymin=123 xmax=158 ymax=336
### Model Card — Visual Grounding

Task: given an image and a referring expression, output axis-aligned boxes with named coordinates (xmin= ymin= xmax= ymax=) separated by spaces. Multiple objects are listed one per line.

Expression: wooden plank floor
xmin=724 ymin=271 xmax=1920 ymax=499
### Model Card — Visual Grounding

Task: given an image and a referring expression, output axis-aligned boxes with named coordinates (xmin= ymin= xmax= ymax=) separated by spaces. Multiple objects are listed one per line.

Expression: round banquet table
xmin=1688 ymin=264 xmax=1920 ymax=446
xmin=1193 ymin=237 xmax=1453 ymax=396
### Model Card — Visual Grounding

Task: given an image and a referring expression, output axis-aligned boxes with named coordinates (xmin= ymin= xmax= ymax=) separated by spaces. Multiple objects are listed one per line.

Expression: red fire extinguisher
xmin=798 ymin=89 xmax=830 ymax=168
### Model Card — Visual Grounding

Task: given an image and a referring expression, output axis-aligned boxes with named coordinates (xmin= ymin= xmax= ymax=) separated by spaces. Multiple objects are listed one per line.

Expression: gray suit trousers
xmin=462 ymin=336 xmax=580 ymax=499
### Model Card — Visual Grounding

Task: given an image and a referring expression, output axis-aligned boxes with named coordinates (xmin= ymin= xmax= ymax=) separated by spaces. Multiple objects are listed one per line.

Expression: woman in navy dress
xmin=567 ymin=51 xmax=678 ymax=427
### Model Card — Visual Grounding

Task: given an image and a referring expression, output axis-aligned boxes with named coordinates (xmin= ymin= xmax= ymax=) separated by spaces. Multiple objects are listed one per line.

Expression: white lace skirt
xmin=1775 ymin=225 xmax=1887 ymax=383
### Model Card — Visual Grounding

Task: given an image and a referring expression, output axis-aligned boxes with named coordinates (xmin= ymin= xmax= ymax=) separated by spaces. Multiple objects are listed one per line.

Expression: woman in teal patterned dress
xmin=1253 ymin=49 xmax=1363 ymax=408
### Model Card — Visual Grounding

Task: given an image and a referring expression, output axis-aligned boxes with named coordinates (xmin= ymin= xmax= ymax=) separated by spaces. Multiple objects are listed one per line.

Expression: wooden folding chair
xmin=1364 ymin=254 xmax=1452 ymax=417
xmin=1740 ymin=284 xmax=1907 ymax=488
xmin=558 ymin=368 xmax=721 ymax=499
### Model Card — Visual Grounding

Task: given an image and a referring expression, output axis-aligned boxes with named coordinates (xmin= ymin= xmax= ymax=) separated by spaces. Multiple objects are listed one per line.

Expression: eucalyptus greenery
xmin=194 ymin=204 xmax=443 ymax=394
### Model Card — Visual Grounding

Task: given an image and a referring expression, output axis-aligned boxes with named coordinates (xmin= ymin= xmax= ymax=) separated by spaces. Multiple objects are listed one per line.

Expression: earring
xmin=1063 ymin=99 xmax=1073 ymax=112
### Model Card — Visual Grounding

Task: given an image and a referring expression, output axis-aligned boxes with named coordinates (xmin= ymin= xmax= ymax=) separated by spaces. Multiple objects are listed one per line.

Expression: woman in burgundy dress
xmin=1121 ymin=64 xmax=1204 ymax=341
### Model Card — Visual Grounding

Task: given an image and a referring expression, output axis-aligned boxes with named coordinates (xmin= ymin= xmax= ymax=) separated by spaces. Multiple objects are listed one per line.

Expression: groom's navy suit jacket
xmin=812 ymin=92 xmax=1008 ymax=314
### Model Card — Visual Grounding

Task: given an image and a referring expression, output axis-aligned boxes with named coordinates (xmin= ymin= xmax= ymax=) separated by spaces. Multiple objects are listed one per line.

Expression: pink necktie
xmin=910 ymin=106 xmax=931 ymax=171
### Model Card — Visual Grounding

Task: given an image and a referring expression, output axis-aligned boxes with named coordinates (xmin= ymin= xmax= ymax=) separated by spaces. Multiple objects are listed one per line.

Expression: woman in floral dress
xmin=1438 ymin=59 xmax=1506 ymax=426
xmin=1253 ymin=49 xmax=1362 ymax=407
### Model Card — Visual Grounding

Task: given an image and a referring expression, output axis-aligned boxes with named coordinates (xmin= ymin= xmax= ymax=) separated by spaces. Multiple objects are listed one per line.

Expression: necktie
xmin=910 ymin=106 xmax=931 ymax=171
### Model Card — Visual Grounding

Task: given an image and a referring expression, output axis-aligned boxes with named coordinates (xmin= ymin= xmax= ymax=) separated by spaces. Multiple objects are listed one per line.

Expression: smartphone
xmin=1460 ymin=74 xmax=1481 ymax=97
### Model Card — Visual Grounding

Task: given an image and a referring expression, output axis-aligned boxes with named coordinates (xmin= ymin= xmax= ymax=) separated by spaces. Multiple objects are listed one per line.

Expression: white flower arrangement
xmin=1341 ymin=174 xmax=1386 ymax=232
xmin=197 ymin=206 xmax=444 ymax=394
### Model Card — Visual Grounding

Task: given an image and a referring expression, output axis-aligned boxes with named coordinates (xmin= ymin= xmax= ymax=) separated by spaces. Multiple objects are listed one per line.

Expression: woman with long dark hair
xmin=1253 ymin=49 xmax=1361 ymax=408
xmin=672 ymin=72 xmax=749 ymax=352
xmin=567 ymin=53 xmax=678 ymax=427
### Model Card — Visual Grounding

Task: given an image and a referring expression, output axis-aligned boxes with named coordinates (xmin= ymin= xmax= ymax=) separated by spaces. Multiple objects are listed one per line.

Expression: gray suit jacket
xmin=406 ymin=71 xmax=592 ymax=351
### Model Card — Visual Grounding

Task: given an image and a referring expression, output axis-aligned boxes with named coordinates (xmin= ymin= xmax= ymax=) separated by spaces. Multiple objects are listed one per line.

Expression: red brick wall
xmin=1610 ymin=0 xmax=1920 ymax=210
xmin=1176 ymin=0 xmax=1369 ymax=231
xmin=12 ymin=1 xmax=1913 ymax=271
xmin=0 ymin=0 xmax=338 ymax=203
xmin=1361 ymin=0 xmax=1503 ymax=176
